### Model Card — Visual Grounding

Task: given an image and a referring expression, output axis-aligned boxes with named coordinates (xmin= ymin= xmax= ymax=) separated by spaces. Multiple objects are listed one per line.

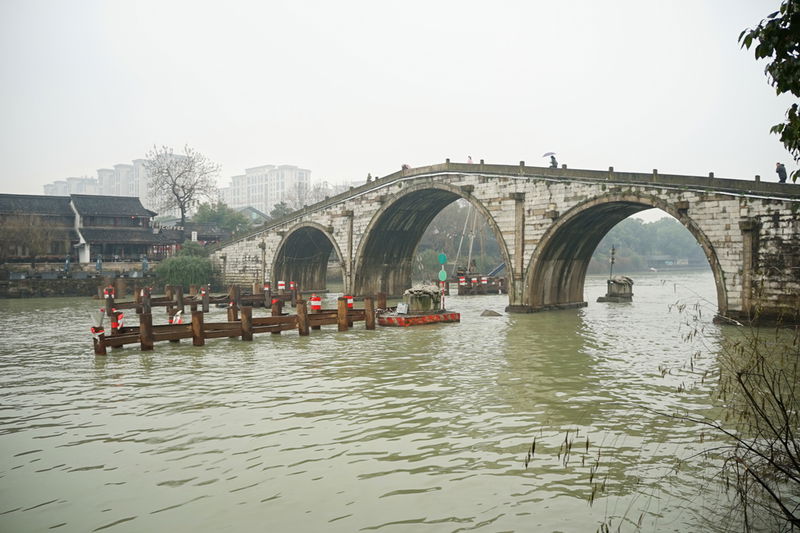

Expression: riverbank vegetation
xmin=154 ymin=241 xmax=213 ymax=288
xmin=703 ymin=325 xmax=800 ymax=530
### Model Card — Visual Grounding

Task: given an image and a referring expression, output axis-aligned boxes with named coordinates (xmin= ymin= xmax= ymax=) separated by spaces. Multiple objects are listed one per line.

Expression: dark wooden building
xmin=0 ymin=193 xmax=233 ymax=264
xmin=0 ymin=194 xmax=77 ymax=263
xmin=71 ymin=194 xmax=160 ymax=263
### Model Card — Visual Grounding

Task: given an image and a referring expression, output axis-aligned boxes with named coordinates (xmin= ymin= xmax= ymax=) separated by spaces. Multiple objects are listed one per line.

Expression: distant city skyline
xmin=39 ymin=157 xmax=318 ymax=219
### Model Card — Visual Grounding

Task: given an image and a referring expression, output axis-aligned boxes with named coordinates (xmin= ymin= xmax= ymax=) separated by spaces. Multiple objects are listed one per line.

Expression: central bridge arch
xmin=353 ymin=183 xmax=511 ymax=296
xmin=524 ymin=192 xmax=727 ymax=314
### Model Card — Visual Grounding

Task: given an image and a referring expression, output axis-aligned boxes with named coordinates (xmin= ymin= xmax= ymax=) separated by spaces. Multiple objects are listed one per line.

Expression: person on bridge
xmin=776 ymin=162 xmax=788 ymax=183
xmin=550 ymin=155 xmax=558 ymax=168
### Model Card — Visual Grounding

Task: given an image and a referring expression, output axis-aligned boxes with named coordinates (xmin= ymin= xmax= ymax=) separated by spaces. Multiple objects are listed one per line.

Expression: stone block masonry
xmin=210 ymin=162 xmax=800 ymax=324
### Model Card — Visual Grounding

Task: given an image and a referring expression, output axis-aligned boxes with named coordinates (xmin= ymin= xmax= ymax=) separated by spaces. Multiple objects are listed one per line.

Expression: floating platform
xmin=596 ymin=295 xmax=632 ymax=303
xmin=596 ymin=276 xmax=634 ymax=303
xmin=377 ymin=311 xmax=461 ymax=327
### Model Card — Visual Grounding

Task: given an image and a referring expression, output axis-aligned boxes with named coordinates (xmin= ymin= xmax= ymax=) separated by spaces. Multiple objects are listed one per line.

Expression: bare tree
xmin=283 ymin=180 xmax=338 ymax=210
xmin=0 ymin=214 xmax=66 ymax=266
xmin=144 ymin=145 xmax=220 ymax=227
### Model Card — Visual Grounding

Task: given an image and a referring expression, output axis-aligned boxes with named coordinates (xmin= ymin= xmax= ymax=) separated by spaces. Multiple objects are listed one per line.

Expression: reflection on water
xmin=0 ymin=271 xmax=735 ymax=531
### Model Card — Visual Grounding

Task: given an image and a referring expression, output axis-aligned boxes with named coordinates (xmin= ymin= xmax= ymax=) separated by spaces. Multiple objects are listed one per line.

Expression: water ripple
xmin=0 ymin=273 xmax=734 ymax=531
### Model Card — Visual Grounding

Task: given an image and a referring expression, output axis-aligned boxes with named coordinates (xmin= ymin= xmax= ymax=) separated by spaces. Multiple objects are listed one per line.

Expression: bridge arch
xmin=524 ymin=193 xmax=728 ymax=315
xmin=353 ymin=182 xmax=511 ymax=296
xmin=272 ymin=222 xmax=346 ymax=291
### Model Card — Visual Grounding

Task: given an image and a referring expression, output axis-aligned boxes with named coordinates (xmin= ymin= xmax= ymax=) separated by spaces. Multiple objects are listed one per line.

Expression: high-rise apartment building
xmin=43 ymin=159 xmax=314 ymax=220
xmin=43 ymin=177 xmax=98 ymax=196
xmin=44 ymin=159 xmax=159 ymax=213
xmin=220 ymin=164 xmax=311 ymax=215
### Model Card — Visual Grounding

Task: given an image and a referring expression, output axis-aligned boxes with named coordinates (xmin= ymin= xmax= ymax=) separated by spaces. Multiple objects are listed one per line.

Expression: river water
xmin=0 ymin=270 xmax=739 ymax=532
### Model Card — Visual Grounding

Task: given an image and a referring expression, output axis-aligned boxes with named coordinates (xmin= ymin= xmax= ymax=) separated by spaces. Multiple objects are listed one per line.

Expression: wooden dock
xmin=91 ymin=283 xmax=375 ymax=355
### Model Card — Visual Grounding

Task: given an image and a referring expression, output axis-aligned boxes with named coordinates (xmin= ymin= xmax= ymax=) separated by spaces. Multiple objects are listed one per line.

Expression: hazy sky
xmin=0 ymin=0 xmax=794 ymax=195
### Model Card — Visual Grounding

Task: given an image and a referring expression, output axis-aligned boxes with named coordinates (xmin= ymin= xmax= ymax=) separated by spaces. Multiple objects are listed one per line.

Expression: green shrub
xmin=177 ymin=240 xmax=209 ymax=257
xmin=155 ymin=255 xmax=213 ymax=288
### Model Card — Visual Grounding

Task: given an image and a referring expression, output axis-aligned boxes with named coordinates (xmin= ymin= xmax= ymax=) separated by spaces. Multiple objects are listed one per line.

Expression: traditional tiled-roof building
xmin=0 ymin=193 xmax=233 ymax=264
xmin=0 ymin=193 xmax=176 ymax=264
xmin=68 ymin=194 xmax=160 ymax=263
xmin=0 ymin=194 xmax=78 ymax=261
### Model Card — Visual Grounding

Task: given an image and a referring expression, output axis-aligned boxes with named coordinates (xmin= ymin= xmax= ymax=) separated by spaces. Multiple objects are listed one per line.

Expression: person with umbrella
xmin=543 ymin=152 xmax=558 ymax=168
xmin=776 ymin=162 xmax=788 ymax=183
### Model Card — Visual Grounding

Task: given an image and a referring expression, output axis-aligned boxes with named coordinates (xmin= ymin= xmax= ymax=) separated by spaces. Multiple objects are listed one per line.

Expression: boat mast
xmin=451 ymin=203 xmax=472 ymax=276
xmin=466 ymin=208 xmax=477 ymax=272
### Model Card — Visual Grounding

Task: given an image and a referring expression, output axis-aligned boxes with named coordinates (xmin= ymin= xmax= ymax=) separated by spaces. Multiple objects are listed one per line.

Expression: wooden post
xmin=337 ymin=297 xmax=348 ymax=332
xmin=377 ymin=292 xmax=387 ymax=310
xmin=227 ymin=303 xmax=239 ymax=322
xmin=264 ymin=285 xmax=271 ymax=308
xmin=271 ymin=299 xmax=282 ymax=335
xmin=169 ymin=316 xmax=181 ymax=343
xmin=175 ymin=285 xmax=185 ymax=314
xmin=191 ymin=311 xmax=205 ymax=346
xmin=165 ymin=285 xmax=175 ymax=324
xmin=311 ymin=297 xmax=321 ymax=331
xmin=297 ymin=300 xmax=309 ymax=336
xmin=202 ymin=286 xmax=210 ymax=313
xmin=104 ymin=288 xmax=115 ymax=317
xmin=114 ymin=277 xmax=127 ymax=299
xmin=141 ymin=287 xmax=151 ymax=315
xmin=241 ymin=306 xmax=253 ymax=341
xmin=140 ymin=312 xmax=154 ymax=351
xmin=111 ymin=310 xmax=122 ymax=335
xmin=93 ymin=333 xmax=107 ymax=356
xmin=228 ymin=285 xmax=240 ymax=308
xmin=252 ymin=282 xmax=263 ymax=307
xmin=189 ymin=285 xmax=198 ymax=312
xmin=292 ymin=286 xmax=299 ymax=305
xmin=364 ymin=296 xmax=375 ymax=330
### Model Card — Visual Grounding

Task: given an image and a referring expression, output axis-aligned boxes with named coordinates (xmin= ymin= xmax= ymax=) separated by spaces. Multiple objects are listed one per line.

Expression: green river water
xmin=0 ymin=270 xmax=745 ymax=532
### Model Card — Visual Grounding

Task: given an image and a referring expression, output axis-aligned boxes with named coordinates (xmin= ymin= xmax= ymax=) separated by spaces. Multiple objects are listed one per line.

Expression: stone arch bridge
xmin=211 ymin=161 xmax=800 ymax=323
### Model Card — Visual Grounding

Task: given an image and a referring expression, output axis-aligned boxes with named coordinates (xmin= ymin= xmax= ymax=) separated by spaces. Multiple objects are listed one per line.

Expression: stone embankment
xmin=0 ymin=278 xmax=107 ymax=298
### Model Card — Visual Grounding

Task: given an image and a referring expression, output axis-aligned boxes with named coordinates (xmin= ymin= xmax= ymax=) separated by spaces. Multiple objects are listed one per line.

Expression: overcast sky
xmin=0 ymin=0 xmax=794 ymax=196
